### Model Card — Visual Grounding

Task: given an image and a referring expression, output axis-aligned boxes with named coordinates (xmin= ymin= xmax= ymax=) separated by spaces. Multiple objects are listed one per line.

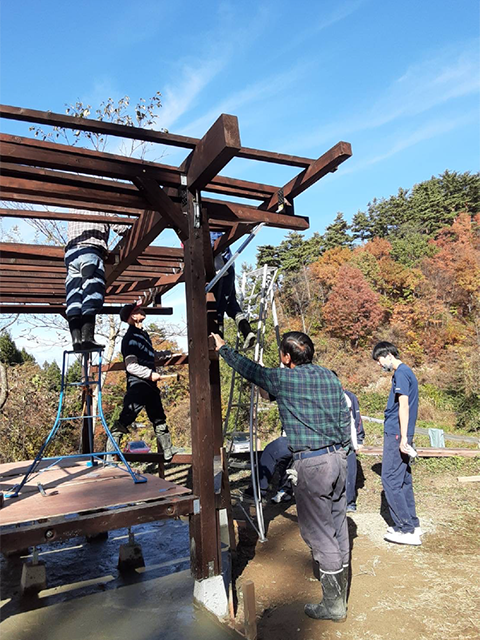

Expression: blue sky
xmin=1 ymin=0 xmax=479 ymax=362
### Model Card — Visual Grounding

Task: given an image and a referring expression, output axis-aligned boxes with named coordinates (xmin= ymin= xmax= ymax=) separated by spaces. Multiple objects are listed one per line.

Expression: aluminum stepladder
xmin=5 ymin=347 xmax=146 ymax=499
xmin=223 ymin=264 xmax=280 ymax=542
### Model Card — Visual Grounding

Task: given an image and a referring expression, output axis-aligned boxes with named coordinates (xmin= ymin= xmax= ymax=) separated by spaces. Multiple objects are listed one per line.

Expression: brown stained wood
xmin=0 ymin=305 xmax=173 ymax=315
xmin=0 ymin=104 xmax=199 ymax=149
xmin=0 ymin=207 xmax=136 ymax=225
xmin=0 ymin=136 xmax=181 ymax=185
xmin=133 ymin=175 xmax=188 ymax=240
xmin=204 ymin=198 xmax=309 ymax=230
xmin=105 ymin=211 xmax=169 ymax=285
xmin=0 ymin=175 xmax=147 ymax=210
xmin=184 ymin=114 xmax=241 ymax=191
xmin=183 ymin=191 xmax=220 ymax=580
xmin=264 ymin=141 xmax=353 ymax=211
xmin=237 ymin=147 xmax=315 ymax=168
xmin=0 ymin=464 xmax=191 ymax=526
xmin=0 ymin=495 xmax=195 ymax=553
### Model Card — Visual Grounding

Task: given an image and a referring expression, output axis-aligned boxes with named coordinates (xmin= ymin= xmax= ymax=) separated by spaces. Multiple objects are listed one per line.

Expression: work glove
xmin=286 ymin=468 xmax=298 ymax=486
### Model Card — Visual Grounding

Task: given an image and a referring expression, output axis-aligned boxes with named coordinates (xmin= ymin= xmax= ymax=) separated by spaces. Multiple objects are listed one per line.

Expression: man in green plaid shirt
xmin=212 ymin=330 xmax=351 ymax=622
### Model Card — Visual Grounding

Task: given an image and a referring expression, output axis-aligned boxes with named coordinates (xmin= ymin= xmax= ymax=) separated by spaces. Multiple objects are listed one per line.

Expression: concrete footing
xmin=118 ymin=541 xmax=145 ymax=572
xmin=193 ymin=574 xmax=229 ymax=619
xmin=20 ymin=560 xmax=47 ymax=594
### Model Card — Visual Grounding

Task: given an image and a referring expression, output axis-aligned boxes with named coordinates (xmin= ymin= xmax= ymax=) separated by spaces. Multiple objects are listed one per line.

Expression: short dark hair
xmin=372 ymin=341 xmax=399 ymax=361
xmin=280 ymin=331 xmax=314 ymax=365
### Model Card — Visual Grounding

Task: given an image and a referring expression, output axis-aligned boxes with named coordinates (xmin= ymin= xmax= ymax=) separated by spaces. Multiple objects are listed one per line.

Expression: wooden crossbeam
xmin=0 ymin=104 xmax=198 ymax=149
xmin=264 ymin=141 xmax=352 ymax=211
xmin=132 ymin=176 xmax=188 ymax=239
xmin=1 ymin=105 xmax=318 ymax=168
xmin=184 ymin=114 xmax=241 ymax=192
xmin=0 ymin=207 xmax=136 ymax=226
xmin=204 ymin=198 xmax=309 ymax=230
xmin=105 ymin=210 xmax=170 ymax=286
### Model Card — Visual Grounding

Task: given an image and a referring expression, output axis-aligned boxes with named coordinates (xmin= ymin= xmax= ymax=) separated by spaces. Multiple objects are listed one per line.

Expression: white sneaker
xmin=384 ymin=530 xmax=422 ymax=546
xmin=387 ymin=526 xmax=423 ymax=536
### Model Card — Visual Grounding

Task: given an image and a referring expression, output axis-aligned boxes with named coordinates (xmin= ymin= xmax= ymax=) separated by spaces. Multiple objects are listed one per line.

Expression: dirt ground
xmin=229 ymin=455 xmax=480 ymax=640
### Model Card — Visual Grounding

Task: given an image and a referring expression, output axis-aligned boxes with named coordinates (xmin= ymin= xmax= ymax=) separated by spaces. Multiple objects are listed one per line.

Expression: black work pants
xmin=118 ymin=381 xmax=167 ymax=428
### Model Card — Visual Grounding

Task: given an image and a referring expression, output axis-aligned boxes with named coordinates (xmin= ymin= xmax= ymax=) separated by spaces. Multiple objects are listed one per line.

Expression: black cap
xmin=120 ymin=303 xmax=140 ymax=323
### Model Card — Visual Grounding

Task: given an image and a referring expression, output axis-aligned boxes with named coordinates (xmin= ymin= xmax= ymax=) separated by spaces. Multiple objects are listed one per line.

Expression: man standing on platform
xmin=212 ymin=330 xmax=351 ymax=622
xmin=64 ymin=214 xmax=127 ymax=351
xmin=372 ymin=341 xmax=422 ymax=546
xmin=107 ymin=303 xmax=175 ymax=461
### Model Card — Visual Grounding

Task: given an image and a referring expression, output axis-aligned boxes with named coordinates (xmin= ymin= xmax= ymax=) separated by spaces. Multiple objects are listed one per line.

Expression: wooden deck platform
xmin=0 ymin=459 xmax=195 ymax=554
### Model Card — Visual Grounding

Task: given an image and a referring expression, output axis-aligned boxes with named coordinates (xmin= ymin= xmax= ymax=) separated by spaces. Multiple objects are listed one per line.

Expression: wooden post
xmin=243 ymin=580 xmax=257 ymax=640
xmin=184 ymin=190 xmax=220 ymax=580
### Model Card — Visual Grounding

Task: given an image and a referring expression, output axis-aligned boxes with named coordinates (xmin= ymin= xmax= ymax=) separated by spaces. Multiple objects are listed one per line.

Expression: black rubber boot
xmin=81 ymin=315 xmax=104 ymax=351
xmin=304 ymin=570 xmax=347 ymax=622
xmin=68 ymin=316 xmax=83 ymax=352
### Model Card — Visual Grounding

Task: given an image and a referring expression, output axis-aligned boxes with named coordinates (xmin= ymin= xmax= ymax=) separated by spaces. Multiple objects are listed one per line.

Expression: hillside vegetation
xmin=0 ymin=171 xmax=479 ymax=462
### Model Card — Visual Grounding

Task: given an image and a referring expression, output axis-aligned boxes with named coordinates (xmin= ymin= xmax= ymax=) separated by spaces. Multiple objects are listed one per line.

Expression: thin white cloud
xmin=291 ymin=39 xmax=480 ymax=151
xmin=178 ymin=61 xmax=311 ymax=138
xmin=336 ymin=110 xmax=479 ymax=176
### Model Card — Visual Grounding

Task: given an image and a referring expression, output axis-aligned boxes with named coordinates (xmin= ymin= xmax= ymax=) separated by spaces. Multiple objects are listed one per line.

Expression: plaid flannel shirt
xmin=66 ymin=212 xmax=128 ymax=252
xmin=219 ymin=345 xmax=351 ymax=451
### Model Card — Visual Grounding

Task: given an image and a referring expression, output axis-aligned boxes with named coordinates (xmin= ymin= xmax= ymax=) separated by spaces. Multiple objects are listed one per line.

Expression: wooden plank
xmin=264 ymin=141 xmax=352 ymax=211
xmin=0 ymin=464 xmax=191 ymax=526
xmin=0 ymin=135 xmax=181 ymax=184
xmin=183 ymin=191 xmax=220 ymax=580
xmin=184 ymin=114 xmax=241 ymax=191
xmin=0 ymin=175 xmax=147 ymax=210
xmin=243 ymin=580 xmax=257 ymax=640
xmin=457 ymin=476 xmax=480 ymax=482
xmin=133 ymin=175 xmax=188 ymax=239
xmin=0 ymin=305 xmax=173 ymax=315
xmin=0 ymin=207 xmax=136 ymax=225
xmin=105 ymin=210 xmax=169 ymax=285
xmin=237 ymin=147 xmax=314 ymax=168
xmin=0 ymin=104 xmax=198 ymax=149
xmin=204 ymin=198 xmax=309 ymax=231
xmin=0 ymin=495 xmax=195 ymax=553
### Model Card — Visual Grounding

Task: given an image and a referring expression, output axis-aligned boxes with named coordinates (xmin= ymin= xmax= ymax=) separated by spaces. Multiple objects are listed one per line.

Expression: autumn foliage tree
xmin=322 ymin=264 xmax=384 ymax=347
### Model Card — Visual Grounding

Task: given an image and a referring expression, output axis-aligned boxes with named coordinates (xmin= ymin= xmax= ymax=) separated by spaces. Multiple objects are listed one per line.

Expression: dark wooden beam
xmin=0 ymin=104 xmax=198 ymax=149
xmin=204 ymin=198 xmax=309 ymax=230
xmin=133 ymin=176 xmax=188 ymax=240
xmin=237 ymin=147 xmax=314 ymax=168
xmin=183 ymin=114 xmax=241 ymax=192
xmin=0 ymin=305 xmax=173 ymax=315
xmin=0 ymin=495 xmax=195 ymax=554
xmin=0 ymin=207 xmax=136 ymax=226
xmin=183 ymin=191 xmax=220 ymax=580
xmin=264 ymin=141 xmax=352 ymax=211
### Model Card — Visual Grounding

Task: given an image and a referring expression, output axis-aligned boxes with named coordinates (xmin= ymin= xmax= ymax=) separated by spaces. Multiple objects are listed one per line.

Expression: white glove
xmin=286 ymin=468 xmax=298 ymax=486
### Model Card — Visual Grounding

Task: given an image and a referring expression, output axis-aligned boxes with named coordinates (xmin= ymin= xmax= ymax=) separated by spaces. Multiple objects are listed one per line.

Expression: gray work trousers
xmin=293 ymin=449 xmax=349 ymax=573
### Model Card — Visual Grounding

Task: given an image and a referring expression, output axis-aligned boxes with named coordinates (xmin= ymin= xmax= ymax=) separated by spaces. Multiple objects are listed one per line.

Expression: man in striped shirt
xmin=64 ymin=215 xmax=126 ymax=351
xmin=212 ymin=330 xmax=351 ymax=621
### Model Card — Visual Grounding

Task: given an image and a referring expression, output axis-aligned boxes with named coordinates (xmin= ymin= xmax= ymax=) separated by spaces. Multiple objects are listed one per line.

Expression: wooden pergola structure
xmin=0 ymin=104 xmax=351 ymax=608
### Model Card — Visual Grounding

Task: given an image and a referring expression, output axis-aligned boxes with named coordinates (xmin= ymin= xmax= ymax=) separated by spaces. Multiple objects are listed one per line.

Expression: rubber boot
xmin=81 ymin=314 xmax=104 ymax=351
xmin=106 ymin=422 xmax=129 ymax=462
xmin=154 ymin=422 xmax=174 ymax=461
xmin=341 ymin=564 xmax=349 ymax=610
xmin=68 ymin=316 xmax=83 ymax=352
xmin=235 ymin=315 xmax=255 ymax=350
xmin=304 ymin=570 xmax=347 ymax=622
